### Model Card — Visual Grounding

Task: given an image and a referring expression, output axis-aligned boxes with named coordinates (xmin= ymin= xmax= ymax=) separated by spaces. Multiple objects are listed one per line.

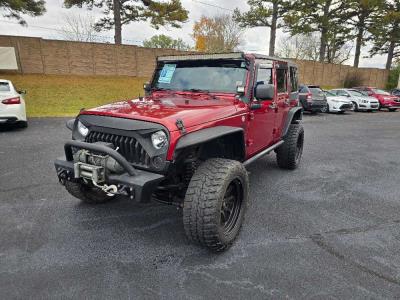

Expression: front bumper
xmin=358 ymin=103 xmax=379 ymax=110
xmin=54 ymin=140 xmax=165 ymax=202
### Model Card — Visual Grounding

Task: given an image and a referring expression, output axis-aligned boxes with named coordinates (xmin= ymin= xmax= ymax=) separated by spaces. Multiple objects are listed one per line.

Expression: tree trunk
xmin=319 ymin=29 xmax=327 ymax=62
xmin=386 ymin=40 xmax=395 ymax=70
xmin=269 ymin=1 xmax=278 ymax=56
xmin=113 ymin=0 xmax=122 ymax=44
xmin=353 ymin=15 xmax=365 ymax=68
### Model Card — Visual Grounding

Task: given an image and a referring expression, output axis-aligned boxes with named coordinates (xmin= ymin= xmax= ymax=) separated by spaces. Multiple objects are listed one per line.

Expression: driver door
xmin=246 ymin=65 xmax=276 ymax=156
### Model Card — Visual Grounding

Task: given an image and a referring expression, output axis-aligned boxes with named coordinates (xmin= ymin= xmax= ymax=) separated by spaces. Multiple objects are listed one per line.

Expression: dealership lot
xmin=1 ymin=112 xmax=400 ymax=299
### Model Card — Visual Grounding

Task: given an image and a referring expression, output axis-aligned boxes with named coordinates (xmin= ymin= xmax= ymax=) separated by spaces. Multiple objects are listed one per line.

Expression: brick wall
xmin=0 ymin=35 xmax=389 ymax=88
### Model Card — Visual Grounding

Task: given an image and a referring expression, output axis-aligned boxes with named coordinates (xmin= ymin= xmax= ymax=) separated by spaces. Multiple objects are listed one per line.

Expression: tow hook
xmin=92 ymin=181 xmax=118 ymax=197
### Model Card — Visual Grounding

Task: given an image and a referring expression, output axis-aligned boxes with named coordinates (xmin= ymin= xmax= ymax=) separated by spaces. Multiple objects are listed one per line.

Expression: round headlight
xmin=151 ymin=130 xmax=168 ymax=149
xmin=77 ymin=120 xmax=89 ymax=137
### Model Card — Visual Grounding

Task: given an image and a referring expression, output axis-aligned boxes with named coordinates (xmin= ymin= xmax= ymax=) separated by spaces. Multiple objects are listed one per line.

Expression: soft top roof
xmin=157 ymin=52 xmax=296 ymax=65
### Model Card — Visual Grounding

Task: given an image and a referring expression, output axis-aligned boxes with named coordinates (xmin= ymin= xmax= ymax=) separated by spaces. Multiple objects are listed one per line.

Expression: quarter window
xmin=289 ymin=67 xmax=298 ymax=92
xmin=276 ymin=69 xmax=287 ymax=93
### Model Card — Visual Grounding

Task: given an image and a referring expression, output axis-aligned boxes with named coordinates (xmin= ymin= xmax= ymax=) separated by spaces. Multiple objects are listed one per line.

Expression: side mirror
xmin=18 ymin=90 xmax=26 ymax=95
xmin=255 ymin=84 xmax=274 ymax=100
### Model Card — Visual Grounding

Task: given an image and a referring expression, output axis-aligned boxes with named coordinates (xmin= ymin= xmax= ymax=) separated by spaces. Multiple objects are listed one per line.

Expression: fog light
xmin=152 ymin=156 xmax=164 ymax=169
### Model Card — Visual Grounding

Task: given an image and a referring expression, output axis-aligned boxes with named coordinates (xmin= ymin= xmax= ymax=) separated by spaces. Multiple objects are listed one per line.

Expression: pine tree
xmin=0 ymin=0 xmax=46 ymax=24
xmin=64 ymin=0 xmax=188 ymax=45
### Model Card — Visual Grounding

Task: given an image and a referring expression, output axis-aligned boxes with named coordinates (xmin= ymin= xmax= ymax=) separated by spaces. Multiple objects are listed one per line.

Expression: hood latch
xmin=176 ymin=119 xmax=187 ymax=135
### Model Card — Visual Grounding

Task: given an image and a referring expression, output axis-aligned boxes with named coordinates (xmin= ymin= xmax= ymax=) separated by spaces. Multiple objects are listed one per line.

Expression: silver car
xmin=330 ymin=89 xmax=379 ymax=112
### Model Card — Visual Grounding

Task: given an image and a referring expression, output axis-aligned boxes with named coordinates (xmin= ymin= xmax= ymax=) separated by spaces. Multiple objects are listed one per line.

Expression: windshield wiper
xmin=183 ymin=89 xmax=211 ymax=93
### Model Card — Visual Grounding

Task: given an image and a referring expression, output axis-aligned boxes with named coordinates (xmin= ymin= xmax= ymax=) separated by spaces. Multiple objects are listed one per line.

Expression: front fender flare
xmin=174 ymin=126 xmax=246 ymax=160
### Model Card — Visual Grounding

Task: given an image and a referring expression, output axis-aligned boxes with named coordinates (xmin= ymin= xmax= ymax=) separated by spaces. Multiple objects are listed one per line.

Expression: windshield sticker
xmin=158 ymin=64 xmax=176 ymax=84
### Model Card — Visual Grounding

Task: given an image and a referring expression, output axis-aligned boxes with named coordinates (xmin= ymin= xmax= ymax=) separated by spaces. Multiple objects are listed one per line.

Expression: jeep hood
xmin=81 ymin=94 xmax=238 ymax=132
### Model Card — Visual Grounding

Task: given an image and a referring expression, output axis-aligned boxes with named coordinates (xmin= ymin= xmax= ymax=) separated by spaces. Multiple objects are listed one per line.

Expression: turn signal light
xmin=2 ymin=97 xmax=21 ymax=105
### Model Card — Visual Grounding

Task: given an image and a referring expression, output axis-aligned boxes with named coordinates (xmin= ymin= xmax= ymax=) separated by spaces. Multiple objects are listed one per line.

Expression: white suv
xmin=0 ymin=79 xmax=27 ymax=127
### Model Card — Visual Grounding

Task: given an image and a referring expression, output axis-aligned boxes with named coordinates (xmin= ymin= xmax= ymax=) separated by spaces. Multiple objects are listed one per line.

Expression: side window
xmin=256 ymin=68 xmax=272 ymax=85
xmin=289 ymin=67 xmax=298 ymax=92
xmin=276 ymin=69 xmax=287 ymax=93
xmin=337 ymin=90 xmax=348 ymax=97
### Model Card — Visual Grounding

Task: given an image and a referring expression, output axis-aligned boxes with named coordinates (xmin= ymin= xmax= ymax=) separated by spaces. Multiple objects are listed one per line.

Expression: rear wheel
xmin=276 ymin=123 xmax=304 ymax=170
xmin=389 ymin=108 xmax=397 ymax=112
xmin=65 ymin=180 xmax=115 ymax=204
xmin=183 ymin=158 xmax=249 ymax=252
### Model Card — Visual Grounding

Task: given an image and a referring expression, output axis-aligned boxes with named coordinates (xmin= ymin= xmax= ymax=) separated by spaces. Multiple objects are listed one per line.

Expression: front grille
xmin=340 ymin=104 xmax=353 ymax=109
xmin=371 ymin=104 xmax=379 ymax=108
xmin=85 ymin=131 xmax=150 ymax=167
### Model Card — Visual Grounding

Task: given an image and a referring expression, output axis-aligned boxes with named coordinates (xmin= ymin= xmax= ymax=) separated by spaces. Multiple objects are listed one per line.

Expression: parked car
xmin=0 ymin=79 xmax=27 ymax=127
xmin=323 ymin=90 xmax=354 ymax=113
xmin=390 ymin=88 xmax=400 ymax=97
xmin=330 ymin=88 xmax=379 ymax=112
xmin=353 ymin=86 xmax=400 ymax=111
xmin=298 ymin=85 xmax=327 ymax=113
xmin=54 ymin=52 xmax=304 ymax=252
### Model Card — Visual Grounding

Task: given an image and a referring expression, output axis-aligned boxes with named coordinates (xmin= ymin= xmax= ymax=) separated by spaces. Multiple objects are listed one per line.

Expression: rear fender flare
xmin=282 ymin=107 xmax=303 ymax=138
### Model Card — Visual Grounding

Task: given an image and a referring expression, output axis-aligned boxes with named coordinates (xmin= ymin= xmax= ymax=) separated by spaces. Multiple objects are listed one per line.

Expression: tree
xmin=276 ymin=33 xmax=320 ymax=61
xmin=143 ymin=34 xmax=190 ymax=50
xmin=348 ymin=0 xmax=383 ymax=67
xmin=0 ymin=0 xmax=46 ymax=25
xmin=60 ymin=13 xmax=97 ymax=42
xmin=369 ymin=1 xmax=400 ymax=70
xmin=63 ymin=0 xmax=188 ymax=45
xmin=276 ymin=32 xmax=352 ymax=64
xmin=284 ymin=0 xmax=353 ymax=62
xmin=192 ymin=15 xmax=243 ymax=53
xmin=233 ymin=0 xmax=290 ymax=56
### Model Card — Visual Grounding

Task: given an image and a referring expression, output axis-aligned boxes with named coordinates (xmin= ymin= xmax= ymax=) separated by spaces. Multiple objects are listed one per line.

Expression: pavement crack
xmin=310 ymin=233 xmax=400 ymax=287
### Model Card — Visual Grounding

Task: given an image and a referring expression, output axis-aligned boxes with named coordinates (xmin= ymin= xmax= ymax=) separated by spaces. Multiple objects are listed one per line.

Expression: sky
xmin=0 ymin=0 xmax=388 ymax=69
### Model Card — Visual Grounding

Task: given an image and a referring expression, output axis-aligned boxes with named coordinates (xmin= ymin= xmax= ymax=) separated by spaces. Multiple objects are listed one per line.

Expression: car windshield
xmin=309 ymin=87 xmax=323 ymax=95
xmin=0 ymin=82 xmax=10 ymax=92
xmin=372 ymin=88 xmax=390 ymax=95
xmin=325 ymin=91 xmax=336 ymax=96
xmin=349 ymin=90 xmax=365 ymax=97
xmin=152 ymin=59 xmax=247 ymax=93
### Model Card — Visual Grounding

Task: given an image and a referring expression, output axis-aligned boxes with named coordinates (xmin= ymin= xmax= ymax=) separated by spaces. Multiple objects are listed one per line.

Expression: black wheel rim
xmin=295 ymin=132 xmax=304 ymax=162
xmin=220 ymin=179 xmax=243 ymax=234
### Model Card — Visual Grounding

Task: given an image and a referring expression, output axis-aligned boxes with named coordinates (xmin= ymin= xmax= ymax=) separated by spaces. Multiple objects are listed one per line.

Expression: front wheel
xmin=183 ymin=158 xmax=249 ymax=252
xmin=352 ymin=102 xmax=359 ymax=112
xmin=276 ymin=123 xmax=304 ymax=170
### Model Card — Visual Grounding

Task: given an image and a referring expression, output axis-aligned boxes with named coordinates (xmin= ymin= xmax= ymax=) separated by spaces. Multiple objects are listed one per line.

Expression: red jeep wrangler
xmin=55 ymin=53 xmax=304 ymax=251
xmin=353 ymin=86 xmax=400 ymax=111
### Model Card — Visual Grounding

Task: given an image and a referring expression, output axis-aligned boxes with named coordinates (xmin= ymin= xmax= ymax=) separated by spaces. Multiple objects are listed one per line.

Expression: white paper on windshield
xmin=158 ymin=64 xmax=176 ymax=84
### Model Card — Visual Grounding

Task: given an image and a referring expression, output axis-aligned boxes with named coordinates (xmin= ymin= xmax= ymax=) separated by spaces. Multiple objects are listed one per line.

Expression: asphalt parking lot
xmin=1 ymin=111 xmax=400 ymax=299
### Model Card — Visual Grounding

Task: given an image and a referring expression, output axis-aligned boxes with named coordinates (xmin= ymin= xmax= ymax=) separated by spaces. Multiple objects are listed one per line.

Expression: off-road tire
xmin=183 ymin=158 xmax=249 ymax=252
xmin=276 ymin=123 xmax=304 ymax=170
xmin=65 ymin=180 xmax=114 ymax=204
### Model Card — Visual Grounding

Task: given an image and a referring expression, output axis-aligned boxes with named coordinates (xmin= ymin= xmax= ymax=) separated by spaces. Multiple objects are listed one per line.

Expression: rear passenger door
xmin=274 ymin=62 xmax=290 ymax=139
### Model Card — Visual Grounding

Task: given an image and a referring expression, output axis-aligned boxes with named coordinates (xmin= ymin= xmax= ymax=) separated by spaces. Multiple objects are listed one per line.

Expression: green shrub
xmin=386 ymin=64 xmax=400 ymax=90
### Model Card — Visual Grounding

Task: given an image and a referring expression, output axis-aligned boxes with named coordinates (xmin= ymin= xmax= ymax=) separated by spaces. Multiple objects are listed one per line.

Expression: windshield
xmin=372 ymin=88 xmax=390 ymax=95
xmin=0 ymin=82 xmax=10 ymax=92
xmin=325 ymin=91 xmax=336 ymax=96
xmin=152 ymin=60 xmax=247 ymax=93
xmin=309 ymin=87 xmax=323 ymax=95
xmin=349 ymin=90 xmax=366 ymax=97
